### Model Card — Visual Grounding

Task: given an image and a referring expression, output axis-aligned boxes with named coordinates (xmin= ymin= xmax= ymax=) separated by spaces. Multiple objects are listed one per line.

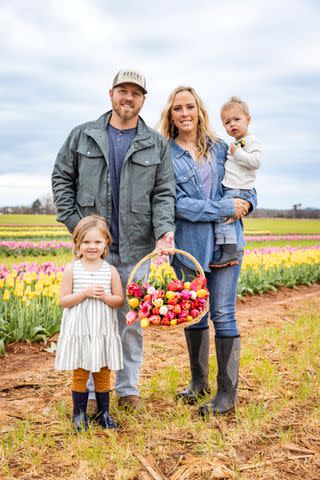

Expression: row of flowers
xmin=245 ymin=235 xmax=320 ymax=241
xmin=0 ymin=230 xmax=70 ymax=238
xmin=1 ymin=236 xmax=320 ymax=256
xmin=0 ymin=262 xmax=63 ymax=304
xmin=0 ymin=246 xmax=319 ymax=297
xmin=243 ymin=245 xmax=320 ymax=271
xmin=0 ymin=245 xmax=319 ymax=347
xmin=0 ymin=241 xmax=73 ymax=249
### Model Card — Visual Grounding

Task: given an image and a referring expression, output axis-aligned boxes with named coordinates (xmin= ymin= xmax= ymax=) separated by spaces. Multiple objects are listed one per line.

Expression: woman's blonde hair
xmin=158 ymin=86 xmax=220 ymax=160
xmin=221 ymin=96 xmax=250 ymax=117
xmin=72 ymin=215 xmax=112 ymax=259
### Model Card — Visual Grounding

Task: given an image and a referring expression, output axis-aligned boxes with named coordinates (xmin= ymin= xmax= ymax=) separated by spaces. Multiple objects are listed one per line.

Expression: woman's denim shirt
xmin=170 ymin=139 xmax=257 ymax=272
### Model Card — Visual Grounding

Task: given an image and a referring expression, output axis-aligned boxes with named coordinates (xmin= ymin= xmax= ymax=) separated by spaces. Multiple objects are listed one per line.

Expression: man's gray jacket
xmin=52 ymin=111 xmax=176 ymax=263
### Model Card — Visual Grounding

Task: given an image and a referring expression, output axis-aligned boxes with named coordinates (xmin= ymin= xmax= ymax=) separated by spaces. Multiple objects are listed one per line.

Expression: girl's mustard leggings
xmin=71 ymin=367 xmax=110 ymax=392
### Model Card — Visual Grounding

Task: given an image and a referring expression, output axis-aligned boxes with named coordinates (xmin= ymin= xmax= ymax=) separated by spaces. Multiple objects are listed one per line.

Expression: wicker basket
xmin=126 ymin=248 xmax=209 ymax=328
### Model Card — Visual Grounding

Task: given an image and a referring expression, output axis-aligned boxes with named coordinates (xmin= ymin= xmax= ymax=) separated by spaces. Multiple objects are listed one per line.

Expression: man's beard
xmin=113 ymin=104 xmax=139 ymax=122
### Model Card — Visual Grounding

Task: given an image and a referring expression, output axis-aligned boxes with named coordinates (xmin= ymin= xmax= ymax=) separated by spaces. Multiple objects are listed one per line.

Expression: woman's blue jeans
xmin=172 ymin=253 xmax=243 ymax=337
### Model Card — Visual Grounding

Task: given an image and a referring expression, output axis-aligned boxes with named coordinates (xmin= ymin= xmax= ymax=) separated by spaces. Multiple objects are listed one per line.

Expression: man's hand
xmin=154 ymin=231 xmax=175 ymax=256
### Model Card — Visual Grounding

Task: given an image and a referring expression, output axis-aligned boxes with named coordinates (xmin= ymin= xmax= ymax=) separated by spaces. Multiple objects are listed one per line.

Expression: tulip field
xmin=0 ymin=215 xmax=320 ymax=353
xmin=1 ymin=214 xmax=320 ymax=480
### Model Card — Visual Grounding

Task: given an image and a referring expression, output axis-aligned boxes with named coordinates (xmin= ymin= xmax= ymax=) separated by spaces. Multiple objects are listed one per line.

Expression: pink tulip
xmin=180 ymin=289 xmax=192 ymax=300
xmin=126 ymin=311 xmax=137 ymax=326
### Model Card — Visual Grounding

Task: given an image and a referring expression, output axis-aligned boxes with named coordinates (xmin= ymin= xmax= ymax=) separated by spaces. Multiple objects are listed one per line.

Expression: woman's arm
xmin=175 ymin=182 xmax=233 ymax=222
xmin=100 ymin=265 xmax=124 ymax=308
xmin=175 ymin=184 xmax=248 ymax=222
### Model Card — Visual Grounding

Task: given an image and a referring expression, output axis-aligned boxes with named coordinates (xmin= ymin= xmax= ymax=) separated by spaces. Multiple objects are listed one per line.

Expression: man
xmin=52 ymin=69 xmax=175 ymax=410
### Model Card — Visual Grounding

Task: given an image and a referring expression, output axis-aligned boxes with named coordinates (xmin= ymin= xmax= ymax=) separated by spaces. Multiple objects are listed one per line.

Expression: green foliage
xmin=0 ymin=298 xmax=61 ymax=346
xmin=245 ymin=239 xmax=320 ymax=249
xmin=243 ymin=217 xmax=320 ymax=234
xmin=0 ymin=214 xmax=59 ymax=225
xmin=238 ymin=263 xmax=320 ymax=296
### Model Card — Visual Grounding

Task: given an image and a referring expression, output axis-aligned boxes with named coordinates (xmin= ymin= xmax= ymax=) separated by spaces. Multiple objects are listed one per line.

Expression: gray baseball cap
xmin=112 ymin=69 xmax=147 ymax=94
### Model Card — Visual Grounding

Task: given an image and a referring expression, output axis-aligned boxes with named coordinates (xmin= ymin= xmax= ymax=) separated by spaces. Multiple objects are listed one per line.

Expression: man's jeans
xmin=216 ymin=188 xmax=254 ymax=245
xmin=87 ymin=252 xmax=149 ymax=399
xmin=172 ymin=252 xmax=243 ymax=336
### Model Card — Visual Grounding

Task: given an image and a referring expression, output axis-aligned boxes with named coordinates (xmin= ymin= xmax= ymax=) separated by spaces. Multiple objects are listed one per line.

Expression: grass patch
xmin=245 ymin=239 xmax=320 ymax=249
xmin=1 ymin=306 xmax=320 ymax=479
xmin=243 ymin=217 xmax=320 ymax=234
xmin=0 ymin=214 xmax=59 ymax=225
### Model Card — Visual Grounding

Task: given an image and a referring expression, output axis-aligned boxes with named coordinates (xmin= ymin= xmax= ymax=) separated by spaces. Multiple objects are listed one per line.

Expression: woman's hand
xmin=233 ymin=199 xmax=250 ymax=219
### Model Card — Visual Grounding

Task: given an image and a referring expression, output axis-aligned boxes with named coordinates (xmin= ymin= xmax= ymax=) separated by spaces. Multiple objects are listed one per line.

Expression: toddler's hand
xmin=85 ymin=284 xmax=105 ymax=299
xmin=230 ymin=143 xmax=238 ymax=155
xmin=225 ymin=217 xmax=236 ymax=224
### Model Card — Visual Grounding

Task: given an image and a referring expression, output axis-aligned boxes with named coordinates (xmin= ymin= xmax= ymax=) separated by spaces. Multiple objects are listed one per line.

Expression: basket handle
xmin=126 ymin=248 xmax=209 ymax=327
xmin=126 ymin=248 xmax=205 ymax=288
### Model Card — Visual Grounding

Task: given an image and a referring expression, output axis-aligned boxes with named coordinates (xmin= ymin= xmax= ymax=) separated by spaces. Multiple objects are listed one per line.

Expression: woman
xmin=158 ymin=87 xmax=257 ymax=415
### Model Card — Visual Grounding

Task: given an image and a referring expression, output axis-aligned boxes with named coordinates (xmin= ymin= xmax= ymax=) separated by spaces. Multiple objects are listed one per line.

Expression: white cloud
xmin=0 ymin=0 xmax=320 ymax=208
xmin=0 ymin=175 xmax=51 ymax=206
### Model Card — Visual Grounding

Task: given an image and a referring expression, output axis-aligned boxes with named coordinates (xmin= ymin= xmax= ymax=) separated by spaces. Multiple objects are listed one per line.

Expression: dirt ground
xmin=1 ymin=283 xmax=320 ymax=479
xmin=1 ymin=283 xmax=320 ymax=416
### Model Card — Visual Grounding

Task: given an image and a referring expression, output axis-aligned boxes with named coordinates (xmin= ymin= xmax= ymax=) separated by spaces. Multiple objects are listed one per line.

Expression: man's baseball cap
xmin=112 ymin=69 xmax=147 ymax=94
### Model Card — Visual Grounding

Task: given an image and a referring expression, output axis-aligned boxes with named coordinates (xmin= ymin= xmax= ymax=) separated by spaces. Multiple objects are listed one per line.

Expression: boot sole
xmin=176 ymin=389 xmax=211 ymax=405
xmin=198 ymin=405 xmax=235 ymax=417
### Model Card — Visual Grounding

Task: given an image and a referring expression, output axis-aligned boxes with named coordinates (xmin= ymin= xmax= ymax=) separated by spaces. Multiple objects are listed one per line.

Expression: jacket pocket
xmin=176 ymin=168 xmax=195 ymax=184
xmin=131 ymin=153 xmax=160 ymax=167
xmin=76 ymin=144 xmax=104 ymax=158
xmin=130 ymin=202 xmax=153 ymax=247
xmin=131 ymin=202 xmax=151 ymax=215
xmin=76 ymin=191 xmax=95 ymax=207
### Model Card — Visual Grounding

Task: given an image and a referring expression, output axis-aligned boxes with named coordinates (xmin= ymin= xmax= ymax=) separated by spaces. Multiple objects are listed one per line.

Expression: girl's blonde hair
xmin=221 ymin=96 xmax=250 ymax=117
xmin=158 ymin=86 xmax=220 ymax=160
xmin=72 ymin=215 xmax=112 ymax=259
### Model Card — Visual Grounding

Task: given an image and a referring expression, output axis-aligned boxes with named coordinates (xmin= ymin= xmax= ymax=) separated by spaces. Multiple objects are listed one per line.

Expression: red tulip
xmin=149 ymin=314 xmax=161 ymax=326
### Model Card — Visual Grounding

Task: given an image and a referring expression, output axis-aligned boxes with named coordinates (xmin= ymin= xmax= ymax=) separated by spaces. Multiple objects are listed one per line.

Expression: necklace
xmin=176 ymin=139 xmax=199 ymax=156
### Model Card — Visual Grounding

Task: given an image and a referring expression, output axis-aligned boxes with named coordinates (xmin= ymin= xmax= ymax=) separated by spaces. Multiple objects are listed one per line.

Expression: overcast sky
xmin=1 ymin=0 xmax=319 ymax=209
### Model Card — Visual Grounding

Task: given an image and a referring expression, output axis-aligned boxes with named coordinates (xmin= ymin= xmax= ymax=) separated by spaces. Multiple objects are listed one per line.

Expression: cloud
xmin=0 ymin=174 xmax=51 ymax=206
xmin=0 ymin=0 xmax=320 ymax=208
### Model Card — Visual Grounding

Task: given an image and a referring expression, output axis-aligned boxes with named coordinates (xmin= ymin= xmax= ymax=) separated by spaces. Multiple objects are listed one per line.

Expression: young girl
xmin=55 ymin=215 xmax=124 ymax=432
xmin=210 ymin=96 xmax=262 ymax=268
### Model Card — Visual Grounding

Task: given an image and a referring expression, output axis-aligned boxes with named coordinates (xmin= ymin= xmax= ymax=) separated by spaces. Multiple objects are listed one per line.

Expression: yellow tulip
xmin=140 ymin=318 xmax=150 ymax=328
xmin=3 ymin=289 xmax=10 ymax=301
xmin=166 ymin=291 xmax=176 ymax=300
xmin=197 ymin=289 xmax=208 ymax=298
xmin=152 ymin=298 xmax=163 ymax=308
xmin=5 ymin=276 xmax=15 ymax=288
xmin=128 ymin=298 xmax=140 ymax=309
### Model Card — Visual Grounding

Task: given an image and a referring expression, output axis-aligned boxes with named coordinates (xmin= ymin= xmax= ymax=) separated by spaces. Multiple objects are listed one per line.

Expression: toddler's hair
xmin=72 ymin=215 xmax=112 ymax=259
xmin=221 ymin=96 xmax=250 ymax=117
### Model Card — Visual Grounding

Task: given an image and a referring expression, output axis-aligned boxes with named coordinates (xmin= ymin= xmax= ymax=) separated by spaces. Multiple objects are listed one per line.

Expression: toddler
xmin=55 ymin=215 xmax=124 ymax=431
xmin=211 ymin=96 xmax=262 ymax=268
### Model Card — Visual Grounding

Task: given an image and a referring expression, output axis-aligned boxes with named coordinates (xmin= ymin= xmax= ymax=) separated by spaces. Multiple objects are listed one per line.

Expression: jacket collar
xmin=84 ymin=110 xmax=154 ymax=149
xmin=169 ymin=139 xmax=186 ymax=158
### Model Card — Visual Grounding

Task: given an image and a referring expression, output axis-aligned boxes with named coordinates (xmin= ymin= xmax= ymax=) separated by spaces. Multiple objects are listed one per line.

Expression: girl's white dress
xmin=55 ymin=260 xmax=123 ymax=372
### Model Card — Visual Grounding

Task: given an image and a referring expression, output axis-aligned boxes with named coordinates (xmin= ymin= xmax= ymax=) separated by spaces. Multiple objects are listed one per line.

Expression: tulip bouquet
xmin=126 ymin=258 xmax=209 ymax=328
